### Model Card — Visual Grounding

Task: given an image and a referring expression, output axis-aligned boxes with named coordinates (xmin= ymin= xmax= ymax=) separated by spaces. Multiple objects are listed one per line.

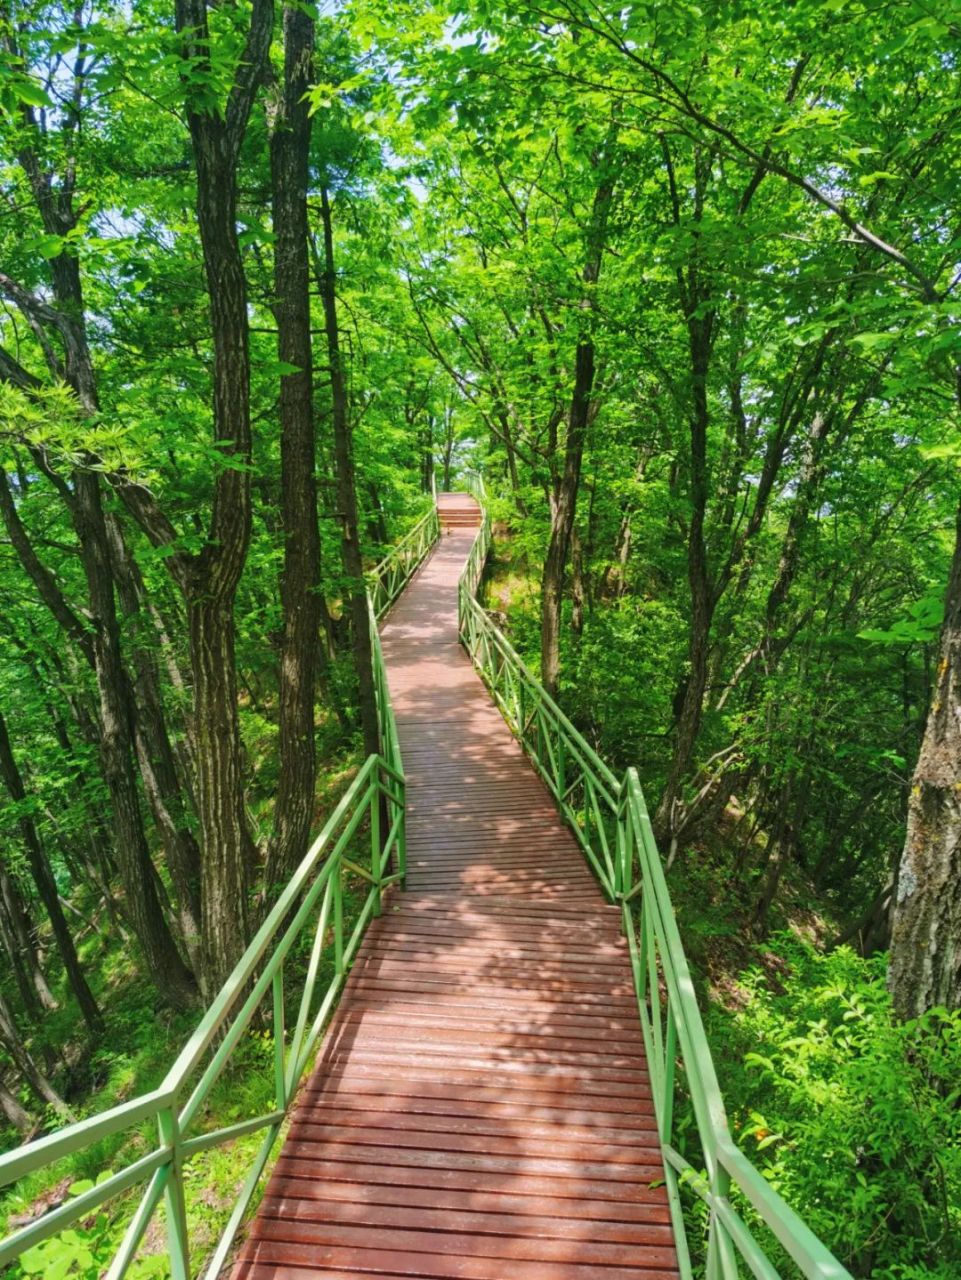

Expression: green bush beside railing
xmin=457 ymin=472 xmax=852 ymax=1280
xmin=0 ymin=512 xmax=436 ymax=1279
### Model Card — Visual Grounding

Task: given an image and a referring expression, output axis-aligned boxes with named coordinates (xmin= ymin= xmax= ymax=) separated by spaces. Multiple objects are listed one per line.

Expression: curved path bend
xmin=231 ymin=494 xmax=678 ymax=1280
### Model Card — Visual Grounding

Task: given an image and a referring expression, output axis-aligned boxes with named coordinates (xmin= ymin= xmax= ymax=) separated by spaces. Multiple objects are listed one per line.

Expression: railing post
xmin=272 ymin=970 xmax=286 ymax=1112
xmin=157 ymin=1106 xmax=190 ymax=1280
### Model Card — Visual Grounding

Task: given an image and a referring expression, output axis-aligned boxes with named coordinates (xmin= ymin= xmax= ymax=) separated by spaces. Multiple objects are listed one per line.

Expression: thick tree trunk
xmin=0 ymin=709 xmax=102 ymax=1030
xmin=266 ymin=1 xmax=321 ymax=891
xmin=173 ymin=0 xmax=273 ymax=995
xmin=189 ymin=596 xmax=254 ymax=996
xmin=318 ymin=186 xmax=380 ymax=760
xmin=889 ymin=498 xmax=961 ymax=1017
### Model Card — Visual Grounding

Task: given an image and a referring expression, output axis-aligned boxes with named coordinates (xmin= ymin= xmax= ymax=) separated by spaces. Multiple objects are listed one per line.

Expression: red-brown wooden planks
xmin=229 ymin=498 xmax=678 ymax=1279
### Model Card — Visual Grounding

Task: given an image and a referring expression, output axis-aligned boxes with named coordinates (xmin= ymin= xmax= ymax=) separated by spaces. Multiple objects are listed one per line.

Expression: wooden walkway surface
xmin=231 ymin=494 xmax=678 ymax=1279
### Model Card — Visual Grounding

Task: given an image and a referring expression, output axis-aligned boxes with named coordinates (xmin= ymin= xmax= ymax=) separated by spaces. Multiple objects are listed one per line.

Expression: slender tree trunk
xmin=889 ymin=497 xmax=961 ymax=1017
xmin=10 ymin=125 xmax=196 ymax=1006
xmin=105 ymin=516 xmax=201 ymax=944
xmin=365 ymin=484 xmax=389 ymax=546
xmin=653 ymin=310 xmax=715 ymax=842
xmin=540 ymin=140 xmax=617 ymax=697
xmin=570 ymin=527 xmax=586 ymax=637
xmin=318 ymin=186 xmax=379 ymax=759
xmin=0 ymin=867 xmax=46 ymax=1017
xmin=0 ymin=709 xmax=101 ymax=1030
xmin=75 ymin=474 xmax=197 ymax=1006
xmin=0 ymin=1079 xmax=32 ymax=1132
xmin=265 ymin=0 xmax=321 ymax=891
xmin=421 ymin=420 xmax=433 ymax=494
xmin=0 ymin=989 xmax=68 ymax=1113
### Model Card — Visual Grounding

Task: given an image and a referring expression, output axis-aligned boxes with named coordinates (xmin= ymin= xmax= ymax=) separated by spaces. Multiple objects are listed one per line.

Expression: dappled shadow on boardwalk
xmin=230 ymin=513 xmax=679 ymax=1280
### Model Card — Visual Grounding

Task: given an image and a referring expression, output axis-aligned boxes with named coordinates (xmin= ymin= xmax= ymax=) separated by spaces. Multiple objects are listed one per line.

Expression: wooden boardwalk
xmin=231 ymin=495 xmax=678 ymax=1279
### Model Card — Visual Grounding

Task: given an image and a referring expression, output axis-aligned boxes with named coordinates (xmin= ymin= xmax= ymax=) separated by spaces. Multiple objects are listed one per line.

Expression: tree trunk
xmin=0 ymin=989 xmax=68 ymax=1113
xmin=75 ymin=473 xmax=197 ymax=1007
xmin=10 ymin=119 xmax=197 ymax=1007
xmin=0 ymin=709 xmax=102 ymax=1030
xmin=173 ymin=0 xmax=273 ymax=996
xmin=653 ymin=309 xmax=715 ymax=842
xmin=0 ymin=866 xmax=46 ymax=1017
xmin=570 ymin=526 xmax=586 ymax=637
xmin=540 ymin=139 xmax=617 ymax=697
xmin=105 ymin=515 xmax=201 ymax=945
xmin=318 ymin=186 xmax=380 ymax=760
xmin=0 ymin=1079 xmax=32 ymax=1132
xmin=265 ymin=0 xmax=321 ymax=891
xmin=889 ymin=497 xmax=961 ymax=1017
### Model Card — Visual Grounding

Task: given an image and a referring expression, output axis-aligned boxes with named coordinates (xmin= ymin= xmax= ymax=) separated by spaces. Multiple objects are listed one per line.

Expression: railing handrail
xmin=456 ymin=481 xmax=852 ymax=1280
xmin=0 ymin=502 xmax=442 ymax=1278
xmin=368 ymin=501 xmax=436 ymax=586
xmin=367 ymin=501 xmax=439 ymax=623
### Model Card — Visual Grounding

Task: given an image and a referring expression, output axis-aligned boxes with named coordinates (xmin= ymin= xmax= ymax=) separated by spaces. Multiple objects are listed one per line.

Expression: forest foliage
xmin=0 ymin=0 xmax=960 ymax=1274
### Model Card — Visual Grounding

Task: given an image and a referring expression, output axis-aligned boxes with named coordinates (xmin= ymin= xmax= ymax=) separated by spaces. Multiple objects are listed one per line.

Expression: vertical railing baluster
xmin=371 ymin=778 xmax=382 ymax=917
xmin=272 ymin=970 xmax=286 ymax=1111
xmin=158 ymin=1107 xmax=190 ymax=1280
xmin=333 ymin=869 xmax=344 ymax=976
xmin=396 ymin=773 xmax=407 ymax=887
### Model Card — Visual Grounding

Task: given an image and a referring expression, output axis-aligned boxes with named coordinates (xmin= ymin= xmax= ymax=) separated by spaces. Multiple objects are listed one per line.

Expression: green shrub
xmin=707 ymin=935 xmax=961 ymax=1278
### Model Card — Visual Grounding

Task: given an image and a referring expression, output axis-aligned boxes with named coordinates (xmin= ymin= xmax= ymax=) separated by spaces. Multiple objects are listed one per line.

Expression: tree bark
xmin=889 ymin=497 xmax=961 ymax=1017
xmin=171 ymin=0 xmax=273 ymax=995
xmin=0 ymin=709 xmax=102 ymax=1030
xmin=265 ymin=1 xmax=321 ymax=891
xmin=318 ymin=186 xmax=380 ymax=759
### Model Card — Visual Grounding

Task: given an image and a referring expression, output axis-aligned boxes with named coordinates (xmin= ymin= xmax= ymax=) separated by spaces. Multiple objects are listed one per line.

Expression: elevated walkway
xmin=231 ymin=496 xmax=678 ymax=1278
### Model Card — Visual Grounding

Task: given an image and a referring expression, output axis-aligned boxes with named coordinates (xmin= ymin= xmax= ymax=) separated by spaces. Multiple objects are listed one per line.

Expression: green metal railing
xmin=367 ymin=499 xmax=439 ymax=621
xmin=457 ymin=478 xmax=852 ymax=1280
xmin=0 ymin=510 xmax=439 ymax=1279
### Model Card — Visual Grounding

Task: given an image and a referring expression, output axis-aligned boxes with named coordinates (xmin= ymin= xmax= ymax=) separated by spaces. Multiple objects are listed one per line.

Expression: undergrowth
xmin=0 ymin=753 xmax=373 ymax=1278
